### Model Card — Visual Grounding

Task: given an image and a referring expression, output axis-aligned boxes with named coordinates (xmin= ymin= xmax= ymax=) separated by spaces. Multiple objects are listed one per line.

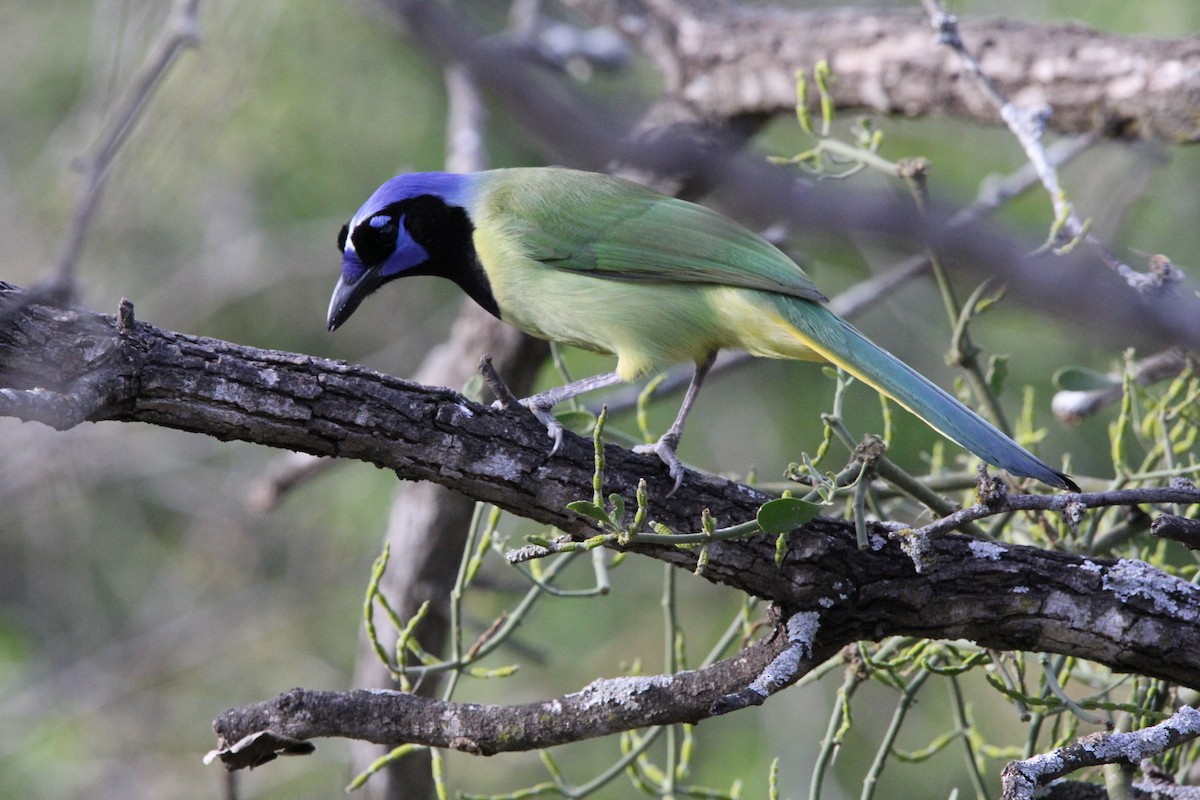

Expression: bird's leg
xmin=633 ymin=353 xmax=716 ymax=495
xmin=512 ymin=371 xmax=625 ymax=456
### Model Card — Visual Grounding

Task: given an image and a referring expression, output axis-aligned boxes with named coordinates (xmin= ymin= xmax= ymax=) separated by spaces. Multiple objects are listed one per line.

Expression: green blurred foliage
xmin=0 ymin=1 xmax=1197 ymax=799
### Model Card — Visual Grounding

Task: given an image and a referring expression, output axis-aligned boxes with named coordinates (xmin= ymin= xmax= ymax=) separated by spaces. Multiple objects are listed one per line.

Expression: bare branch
xmin=208 ymin=505 xmax=1200 ymax=766
xmin=1001 ymin=706 xmax=1200 ymax=799
xmin=52 ymin=0 xmax=203 ymax=291
xmin=906 ymin=479 xmax=1200 ymax=541
xmin=211 ymin=628 xmax=787 ymax=769
xmin=920 ymin=0 xmax=1180 ymax=294
xmin=566 ymin=0 xmax=1200 ymax=145
xmin=1152 ymin=514 xmax=1200 ymax=551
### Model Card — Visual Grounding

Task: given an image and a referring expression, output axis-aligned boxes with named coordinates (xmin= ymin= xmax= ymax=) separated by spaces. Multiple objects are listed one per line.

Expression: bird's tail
xmin=780 ymin=298 xmax=1078 ymax=491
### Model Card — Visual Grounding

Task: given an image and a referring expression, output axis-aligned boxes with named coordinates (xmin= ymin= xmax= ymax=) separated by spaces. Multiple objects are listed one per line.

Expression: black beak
xmin=327 ymin=267 xmax=382 ymax=332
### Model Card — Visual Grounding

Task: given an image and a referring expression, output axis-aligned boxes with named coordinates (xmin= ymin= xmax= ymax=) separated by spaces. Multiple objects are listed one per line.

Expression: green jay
xmin=327 ymin=167 xmax=1077 ymax=493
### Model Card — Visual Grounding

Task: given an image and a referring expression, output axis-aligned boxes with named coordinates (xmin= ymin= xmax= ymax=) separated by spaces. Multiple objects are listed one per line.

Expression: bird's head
xmin=327 ymin=172 xmax=473 ymax=331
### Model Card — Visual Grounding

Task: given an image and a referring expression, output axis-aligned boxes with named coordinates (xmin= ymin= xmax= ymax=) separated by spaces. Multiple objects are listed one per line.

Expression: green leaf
xmin=756 ymin=498 xmax=822 ymax=535
xmin=567 ymin=501 xmax=612 ymax=525
xmin=1053 ymin=366 xmax=1120 ymax=392
xmin=607 ymin=493 xmax=625 ymax=523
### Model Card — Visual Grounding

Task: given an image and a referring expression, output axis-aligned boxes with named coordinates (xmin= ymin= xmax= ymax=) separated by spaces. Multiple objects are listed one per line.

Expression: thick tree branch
xmin=5 ymin=283 xmax=1200 ymax=768
xmin=567 ymin=0 xmax=1200 ymax=144
xmin=0 ymin=281 xmax=749 ymax=531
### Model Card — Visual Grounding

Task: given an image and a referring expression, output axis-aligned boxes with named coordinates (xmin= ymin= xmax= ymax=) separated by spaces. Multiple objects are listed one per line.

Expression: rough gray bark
xmin=566 ymin=0 xmax=1200 ymax=143
xmin=4 ymin=282 xmax=1200 ymax=767
xmin=0 ymin=281 xmax=771 ymax=528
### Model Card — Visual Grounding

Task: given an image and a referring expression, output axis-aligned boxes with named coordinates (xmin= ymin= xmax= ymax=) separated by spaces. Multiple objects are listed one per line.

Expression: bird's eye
xmin=370 ymin=215 xmax=398 ymax=237
xmin=337 ymin=223 xmax=349 ymax=252
xmin=351 ymin=214 xmax=403 ymax=266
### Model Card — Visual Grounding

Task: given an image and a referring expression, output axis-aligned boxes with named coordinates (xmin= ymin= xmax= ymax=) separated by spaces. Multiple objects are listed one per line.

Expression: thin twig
xmin=920 ymin=0 xmax=1177 ymax=295
xmin=907 ymin=484 xmax=1200 ymax=541
xmin=827 ymin=130 xmax=1094 ymax=320
xmin=52 ymin=0 xmax=203 ymax=291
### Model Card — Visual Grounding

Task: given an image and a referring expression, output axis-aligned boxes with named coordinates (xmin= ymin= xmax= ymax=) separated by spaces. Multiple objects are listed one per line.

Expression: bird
xmin=327 ymin=167 xmax=1078 ymax=493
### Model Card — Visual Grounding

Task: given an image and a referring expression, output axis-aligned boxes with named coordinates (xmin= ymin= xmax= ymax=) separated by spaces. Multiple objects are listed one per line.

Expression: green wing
xmin=482 ymin=168 xmax=828 ymax=304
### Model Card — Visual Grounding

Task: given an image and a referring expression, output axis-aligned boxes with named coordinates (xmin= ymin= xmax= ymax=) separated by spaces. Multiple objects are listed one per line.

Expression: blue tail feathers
xmin=785 ymin=300 xmax=1078 ymax=492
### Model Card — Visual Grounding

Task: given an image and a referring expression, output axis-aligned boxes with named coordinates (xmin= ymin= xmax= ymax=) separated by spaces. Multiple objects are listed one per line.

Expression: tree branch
xmin=566 ymin=0 xmax=1200 ymax=144
xmin=52 ymin=0 xmax=203 ymax=292
xmin=5 ymin=282 xmax=1200 ymax=768
xmin=211 ymin=627 xmax=787 ymax=768
xmin=209 ymin=504 xmax=1200 ymax=766
xmin=0 ymin=280 xmax=742 ymax=531
xmin=1001 ymin=706 xmax=1200 ymax=799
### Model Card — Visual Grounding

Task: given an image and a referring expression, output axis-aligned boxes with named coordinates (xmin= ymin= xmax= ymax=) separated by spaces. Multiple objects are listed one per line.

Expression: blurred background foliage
xmin=0 ymin=1 xmax=1197 ymax=798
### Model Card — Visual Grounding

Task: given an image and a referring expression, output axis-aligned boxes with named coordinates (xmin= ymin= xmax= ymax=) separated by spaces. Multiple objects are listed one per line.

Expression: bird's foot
xmin=633 ymin=434 xmax=685 ymax=496
xmin=518 ymin=398 xmax=564 ymax=456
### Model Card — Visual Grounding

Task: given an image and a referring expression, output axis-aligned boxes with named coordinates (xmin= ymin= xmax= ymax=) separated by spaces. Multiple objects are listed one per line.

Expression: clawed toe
xmin=634 ymin=437 xmax=686 ymax=496
xmin=521 ymin=400 xmax=564 ymax=456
